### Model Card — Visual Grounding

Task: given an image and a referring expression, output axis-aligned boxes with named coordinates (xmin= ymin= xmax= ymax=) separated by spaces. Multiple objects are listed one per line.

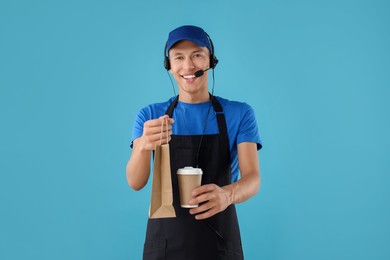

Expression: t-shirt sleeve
xmin=237 ymin=104 xmax=262 ymax=150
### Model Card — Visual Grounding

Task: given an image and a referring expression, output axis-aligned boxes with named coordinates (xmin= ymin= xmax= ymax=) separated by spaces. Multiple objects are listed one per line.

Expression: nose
xmin=183 ymin=57 xmax=195 ymax=70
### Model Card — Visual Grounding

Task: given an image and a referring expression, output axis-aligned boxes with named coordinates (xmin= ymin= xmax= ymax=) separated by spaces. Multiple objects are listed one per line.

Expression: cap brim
xmin=167 ymin=37 xmax=208 ymax=52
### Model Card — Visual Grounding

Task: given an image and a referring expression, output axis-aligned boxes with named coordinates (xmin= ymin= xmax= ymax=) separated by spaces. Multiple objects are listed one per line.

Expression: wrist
xmin=224 ymin=183 xmax=237 ymax=206
xmin=137 ymin=136 xmax=153 ymax=152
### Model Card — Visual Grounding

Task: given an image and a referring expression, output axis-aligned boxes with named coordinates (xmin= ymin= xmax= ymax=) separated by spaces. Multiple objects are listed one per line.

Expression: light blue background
xmin=1 ymin=0 xmax=389 ymax=259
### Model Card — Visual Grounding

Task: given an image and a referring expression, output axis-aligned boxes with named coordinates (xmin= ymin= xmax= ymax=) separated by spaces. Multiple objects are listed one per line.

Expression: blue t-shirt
xmin=131 ymin=96 xmax=262 ymax=182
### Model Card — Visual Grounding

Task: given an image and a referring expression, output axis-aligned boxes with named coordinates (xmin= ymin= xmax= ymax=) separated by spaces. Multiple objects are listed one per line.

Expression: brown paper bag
xmin=149 ymin=119 xmax=176 ymax=219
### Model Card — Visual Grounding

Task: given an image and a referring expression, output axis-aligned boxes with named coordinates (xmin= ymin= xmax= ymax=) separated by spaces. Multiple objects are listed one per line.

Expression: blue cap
xmin=166 ymin=25 xmax=212 ymax=55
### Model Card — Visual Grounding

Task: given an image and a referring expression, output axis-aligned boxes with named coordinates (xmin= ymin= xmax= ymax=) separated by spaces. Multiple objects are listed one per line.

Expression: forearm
xmin=126 ymin=140 xmax=152 ymax=191
xmin=224 ymin=142 xmax=261 ymax=205
xmin=223 ymin=171 xmax=260 ymax=205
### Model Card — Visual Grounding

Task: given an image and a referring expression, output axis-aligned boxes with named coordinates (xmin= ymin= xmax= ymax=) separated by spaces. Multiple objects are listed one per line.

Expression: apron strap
xmin=210 ymin=95 xmax=227 ymax=135
xmin=165 ymin=95 xmax=179 ymax=118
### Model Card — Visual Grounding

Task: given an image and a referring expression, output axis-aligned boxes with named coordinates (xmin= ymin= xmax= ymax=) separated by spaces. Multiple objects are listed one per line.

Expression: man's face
xmin=168 ymin=40 xmax=210 ymax=97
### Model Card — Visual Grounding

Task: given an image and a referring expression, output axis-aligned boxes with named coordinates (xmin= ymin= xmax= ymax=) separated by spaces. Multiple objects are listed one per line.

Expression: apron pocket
xmin=143 ymin=239 xmax=166 ymax=260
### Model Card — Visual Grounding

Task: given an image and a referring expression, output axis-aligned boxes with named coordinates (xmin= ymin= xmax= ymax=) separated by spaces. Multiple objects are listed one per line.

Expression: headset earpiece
xmin=207 ymin=34 xmax=218 ymax=69
xmin=210 ymin=53 xmax=219 ymax=69
xmin=164 ymin=57 xmax=171 ymax=70
xmin=164 ymin=43 xmax=171 ymax=70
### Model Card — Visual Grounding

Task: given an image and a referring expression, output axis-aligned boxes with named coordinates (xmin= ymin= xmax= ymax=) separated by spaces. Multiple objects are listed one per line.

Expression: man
xmin=126 ymin=25 xmax=262 ymax=260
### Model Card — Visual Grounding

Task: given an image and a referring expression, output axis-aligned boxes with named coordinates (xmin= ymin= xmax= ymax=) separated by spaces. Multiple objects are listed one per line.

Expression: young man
xmin=126 ymin=25 xmax=262 ymax=260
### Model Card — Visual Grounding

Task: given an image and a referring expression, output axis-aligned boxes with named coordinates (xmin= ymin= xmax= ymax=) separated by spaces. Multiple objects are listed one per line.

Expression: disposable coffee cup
xmin=177 ymin=167 xmax=203 ymax=208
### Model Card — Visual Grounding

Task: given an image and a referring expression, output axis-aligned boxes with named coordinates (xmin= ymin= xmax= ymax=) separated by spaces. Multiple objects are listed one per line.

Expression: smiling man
xmin=126 ymin=25 xmax=262 ymax=260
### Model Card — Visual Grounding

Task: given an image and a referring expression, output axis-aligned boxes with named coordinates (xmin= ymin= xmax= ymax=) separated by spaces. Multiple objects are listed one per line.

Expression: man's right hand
xmin=138 ymin=115 xmax=174 ymax=151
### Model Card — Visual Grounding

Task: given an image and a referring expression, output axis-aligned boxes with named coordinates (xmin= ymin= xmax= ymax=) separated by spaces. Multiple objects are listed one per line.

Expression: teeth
xmin=182 ymin=75 xmax=195 ymax=79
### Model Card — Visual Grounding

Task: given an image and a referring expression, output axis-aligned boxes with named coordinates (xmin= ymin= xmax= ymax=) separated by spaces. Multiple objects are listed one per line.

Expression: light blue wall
xmin=1 ymin=0 xmax=389 ymax=259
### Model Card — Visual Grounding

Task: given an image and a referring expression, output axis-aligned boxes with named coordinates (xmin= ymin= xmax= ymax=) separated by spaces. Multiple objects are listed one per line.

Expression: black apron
xmin=143 ymin=96 xmax=244 ymax=260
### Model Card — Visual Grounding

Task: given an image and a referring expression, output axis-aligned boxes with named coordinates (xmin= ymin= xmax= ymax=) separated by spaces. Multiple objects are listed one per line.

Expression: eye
xmin=193 ymin=53 xmax=203 ymax=58
xmin=174 ymin=56 xmax=184 ymax=61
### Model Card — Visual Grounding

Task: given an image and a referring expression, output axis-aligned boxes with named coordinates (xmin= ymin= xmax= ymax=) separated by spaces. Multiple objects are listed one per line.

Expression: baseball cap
xmin=165 ymin=25 xmax=212 ymax=55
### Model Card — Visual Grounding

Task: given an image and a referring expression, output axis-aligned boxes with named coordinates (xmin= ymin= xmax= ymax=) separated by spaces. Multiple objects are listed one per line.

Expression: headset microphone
xmin=194 ymin=68 xmax=211 ymax=78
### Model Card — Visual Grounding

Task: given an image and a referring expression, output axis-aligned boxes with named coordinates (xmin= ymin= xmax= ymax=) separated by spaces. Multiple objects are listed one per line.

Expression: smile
xmin=181 ymin=74 xmax=196 ymax=79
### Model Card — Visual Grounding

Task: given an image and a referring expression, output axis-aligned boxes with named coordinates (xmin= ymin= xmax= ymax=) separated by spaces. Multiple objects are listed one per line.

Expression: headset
xmin=163 ymin=33 xmax=219 ymax=71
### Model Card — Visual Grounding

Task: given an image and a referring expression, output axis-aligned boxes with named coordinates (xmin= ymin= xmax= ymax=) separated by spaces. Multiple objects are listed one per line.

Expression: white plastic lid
xmin=177 ymin=166 xmax=203 ymax=175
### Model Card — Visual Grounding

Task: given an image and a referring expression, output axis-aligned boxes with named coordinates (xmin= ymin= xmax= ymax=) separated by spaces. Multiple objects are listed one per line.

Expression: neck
xmin=178 ymin=91 xmax=210 ymax=103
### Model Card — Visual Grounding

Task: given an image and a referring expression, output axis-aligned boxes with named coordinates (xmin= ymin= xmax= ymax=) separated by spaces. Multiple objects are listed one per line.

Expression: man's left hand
xmin=188 ymin=184 xmax=233 ymax=220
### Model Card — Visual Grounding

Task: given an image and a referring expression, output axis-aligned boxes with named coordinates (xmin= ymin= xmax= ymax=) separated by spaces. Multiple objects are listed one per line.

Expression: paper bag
xmin=149 ymin=119 xmax=176 ymax=219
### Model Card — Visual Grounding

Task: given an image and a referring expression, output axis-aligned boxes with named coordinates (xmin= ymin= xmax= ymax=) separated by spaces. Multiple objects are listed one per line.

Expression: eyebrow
xmin=170 ymin=49 xmax=206 ymax=57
